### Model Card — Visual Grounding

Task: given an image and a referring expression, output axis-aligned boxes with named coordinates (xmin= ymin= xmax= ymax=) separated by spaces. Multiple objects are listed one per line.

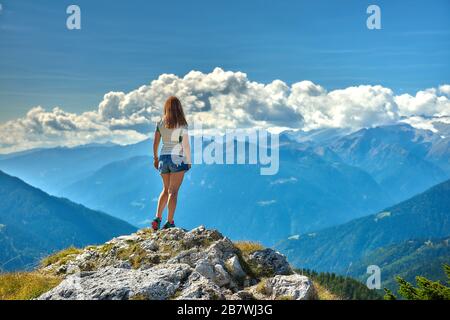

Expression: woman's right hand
xmin=153 ymin=157 xmax=159 ymax=170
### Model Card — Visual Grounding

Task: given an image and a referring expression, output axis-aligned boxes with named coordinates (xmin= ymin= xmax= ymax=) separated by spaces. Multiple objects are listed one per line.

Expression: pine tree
xmin=384 ymin=264 xmax=450 ymax=300
xmin=383 ymin=288 xmax=396 ymax=300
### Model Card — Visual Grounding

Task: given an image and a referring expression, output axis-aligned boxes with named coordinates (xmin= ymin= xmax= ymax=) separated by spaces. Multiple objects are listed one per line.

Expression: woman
xmin=152 ymin=96 xmax=191 ymax=230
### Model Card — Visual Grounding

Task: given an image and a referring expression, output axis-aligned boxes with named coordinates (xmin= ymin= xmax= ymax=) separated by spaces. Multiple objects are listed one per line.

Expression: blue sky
xmin=0 ymin=0 xmax=449 ymax=122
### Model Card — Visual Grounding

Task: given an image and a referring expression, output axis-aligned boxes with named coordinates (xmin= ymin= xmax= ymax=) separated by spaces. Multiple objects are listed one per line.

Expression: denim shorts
xmin=158 ymin=154 xmax=190 ymax=174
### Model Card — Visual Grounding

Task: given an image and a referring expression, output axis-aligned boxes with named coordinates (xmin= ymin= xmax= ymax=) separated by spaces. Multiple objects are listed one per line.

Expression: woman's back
xmin=157 ymin=119 xmax=188 ymax=156
xmin=152 ymin=96 xmax=191 ymax=231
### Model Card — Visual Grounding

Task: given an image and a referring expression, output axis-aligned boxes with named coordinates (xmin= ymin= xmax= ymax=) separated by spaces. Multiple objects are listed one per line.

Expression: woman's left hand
xmin=153 ymin=158 xmax=159 ymax=170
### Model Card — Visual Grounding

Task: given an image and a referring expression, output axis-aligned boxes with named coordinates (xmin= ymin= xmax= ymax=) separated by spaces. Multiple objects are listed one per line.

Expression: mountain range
xmin=0 ymin=170 xmax=136 ymax=272
xmin=0 ymin=122 xmax=448 ymax=294
xmin=0 ymin=140 xmax=152 ymax=194
xmin=352 ymin=236 xmax=450 ymax=291
xmin=276 ymin=179 xmax=450 ymax=290
xmin=327 ymin=124 xmax=450 ymax=202
xmin=58 ymin=143 xmax=391 ymax=244
xmin=0 ymin=123 xmax=449 ymax=247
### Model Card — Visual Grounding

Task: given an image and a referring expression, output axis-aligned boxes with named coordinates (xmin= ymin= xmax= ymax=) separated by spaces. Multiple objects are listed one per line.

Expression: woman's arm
xmin=153 ymin=130 xmax=161 ymax=169
xmin=182 ymin=133 xmax=192 ymax=166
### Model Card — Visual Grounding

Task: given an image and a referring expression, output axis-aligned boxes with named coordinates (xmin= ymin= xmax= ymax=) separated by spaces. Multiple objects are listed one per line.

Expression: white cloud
xmin=439 ymin=85 xmax=450 ymax=97
xmin=0 ymin=67 xmax=449 ymax=153
xmin=270 ymin=177 xmax=298 ymax=185
xmin=289 ymin=84 xmax=400 ymax=130
xmin=257 ymin=200 xmax=277 ymax=206
xmin=401 ymin=115 xmax=450 ymax=133
xmin=0 ymin=106 xmax=146 ymax=153
xmin=395 ymin=88 xmax=450 ymax=117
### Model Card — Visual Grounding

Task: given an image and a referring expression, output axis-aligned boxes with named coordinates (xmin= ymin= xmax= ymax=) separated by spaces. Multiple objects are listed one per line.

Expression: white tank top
xmin=156 ymin=119 xmax=188 ymax=156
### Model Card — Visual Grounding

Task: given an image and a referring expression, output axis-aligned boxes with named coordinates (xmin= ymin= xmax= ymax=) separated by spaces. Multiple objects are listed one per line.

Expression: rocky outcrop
xmin=38 ymin=226 xmax=316 ymax=300
xmin=248 ymin=248 xmax=293 ymax=276
xmin=266 ymin=274 xmax=316 ymax=300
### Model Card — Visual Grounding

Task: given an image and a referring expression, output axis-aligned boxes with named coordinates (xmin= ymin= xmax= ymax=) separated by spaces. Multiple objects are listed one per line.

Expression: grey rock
xmin=265 ymin=274 xmax=317 ymax=300
xmin=194 ymin=259 xmax=216 ymax=280
xmin=226 ymin=255 xmax=247 ymax=279
xmin=207 ymin=238 xmax=236 ymax=261
xmin=229 ymin=290 xmax=256 ymax=300
xmin=248 ymin=248 xmax=292 ymax=276
xmin=213 ymin=264 xmax=232 ymax=287
xmin=193 ymin=259 xmax=232 ymax=287
xmin=140 ymin=239 xmax=158 ymax=252
xmin=111 ymin=234 xmax=140 ymax=243
xmin=159 ymin=227 xmax=186 ymax=242
xmin=177 ymin=271 xmax=226 ymax=300
xmin=167 ymin=247 xmax=206 ymax=267
xmin=39 ymin=264 xmax=192 ymax=300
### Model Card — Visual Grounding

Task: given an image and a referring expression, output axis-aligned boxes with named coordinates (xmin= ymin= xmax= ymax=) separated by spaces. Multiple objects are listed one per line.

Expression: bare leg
xmin=156 ymin=173 xmax=170 ymax=219
xmin=167 ymin=171 xmax=185 ymax=223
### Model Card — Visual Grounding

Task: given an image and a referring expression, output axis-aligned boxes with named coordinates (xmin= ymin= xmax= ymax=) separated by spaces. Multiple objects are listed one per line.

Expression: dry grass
xmin=234 ymin=241 xmax=264 ymax=255
xmin=255 ymin=279 xmax=268 ymax=295
xmin=129 ymin=294 xmax=148 ymax=300
xmin=314 ymin=283 xmax=339 ymax=300
xmin=98 ymin=243 xmax=115 ymax=254
xmin=117 ymin=243 xmax=150 ymax=269
xmin=40 ymin=246 xmax=82 ymax=267
xmin=234 ymin=241 xmax=270 ymax=279
xmin=0 ymin=272 xmax=61 ymax=300
xmin=137 ymin=228 xmax=154 ymax=238
xmin=275 ymin=295 xmax=294 ymax=300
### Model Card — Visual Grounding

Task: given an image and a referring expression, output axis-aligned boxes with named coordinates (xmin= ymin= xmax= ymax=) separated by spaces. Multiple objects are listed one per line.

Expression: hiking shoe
xmin=151 ymin=217 xmax=161 ymax=231
xmin=162 ymin=221 xmax=175 ymax=229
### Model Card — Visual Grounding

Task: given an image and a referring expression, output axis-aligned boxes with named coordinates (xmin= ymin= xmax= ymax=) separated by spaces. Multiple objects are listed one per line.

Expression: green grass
xmin=0 ymin=272 xmax=61 ymax=300
xmin=40 ymin=247 xmax=82 ymax=267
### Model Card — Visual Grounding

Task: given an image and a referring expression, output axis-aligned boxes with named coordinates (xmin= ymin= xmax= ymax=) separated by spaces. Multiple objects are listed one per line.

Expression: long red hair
xmin=163 ymin=96 xmax=187 ymax=129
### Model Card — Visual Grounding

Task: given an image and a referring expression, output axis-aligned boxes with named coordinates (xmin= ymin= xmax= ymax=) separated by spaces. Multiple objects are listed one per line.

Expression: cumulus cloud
xmin=395 ymin=88 xmax=450 ymax=117
xmin=0 ymin=67 xmax=449 ymax=153
xmin=0 ymin=106 xmax=147 ymax=152
xmin=439 ymin=85 xmax=450 ymax=97
xmin=289 ymin=83 xmax=400 ymax=130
